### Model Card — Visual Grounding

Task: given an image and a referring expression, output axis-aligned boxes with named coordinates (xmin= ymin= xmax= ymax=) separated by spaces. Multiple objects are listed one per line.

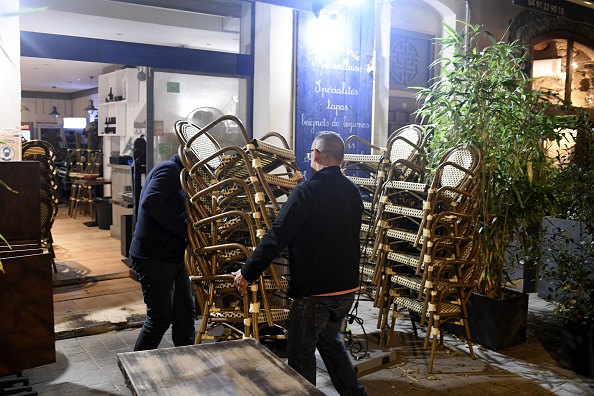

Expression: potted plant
xmin=541 ymin=129 xmax=594 ymax=376
xmin=414 ymin=22 xmax=589 ymax=350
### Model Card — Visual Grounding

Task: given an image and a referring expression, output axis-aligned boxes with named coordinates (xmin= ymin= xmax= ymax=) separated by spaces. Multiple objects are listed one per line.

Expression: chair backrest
xmin=175 ymin=121 xmax=223 ymax=170
xmin=40 ymin=195 xmax=58 ymax=239
xmin=387 ymin=124 xmax=426 ymax=164
xmin=22 ymin=140 xmax=55 ymax=159
xmin=432 ymin=143 xmax=482 ymax=199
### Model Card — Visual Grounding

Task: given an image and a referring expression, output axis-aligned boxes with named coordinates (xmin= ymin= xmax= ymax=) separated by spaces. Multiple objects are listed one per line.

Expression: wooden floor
xmin=50 ymin=204 xmax=145 ymax=338
xmin=51 ymin=203 xmax=133 ymax=284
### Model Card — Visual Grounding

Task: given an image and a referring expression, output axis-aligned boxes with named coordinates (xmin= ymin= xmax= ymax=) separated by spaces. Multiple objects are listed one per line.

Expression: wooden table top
xmin=117 ymin=338 xmax=324 ymax=396
xmin=71 ymin=178 xmax=111 ymax=186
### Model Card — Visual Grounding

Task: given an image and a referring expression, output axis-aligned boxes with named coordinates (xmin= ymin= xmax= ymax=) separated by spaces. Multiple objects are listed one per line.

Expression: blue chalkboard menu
xmin=295 ymin=4 xmax=375 ymax=179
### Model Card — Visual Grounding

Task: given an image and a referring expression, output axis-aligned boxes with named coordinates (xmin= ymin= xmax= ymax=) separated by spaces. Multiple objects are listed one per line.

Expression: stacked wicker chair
xmin=341 ymin=125 xmax=427 ymax=318
xmin=174 ymin=117 xmax=297 ymax=344
xmin=372 ymin=143 xmax=482 ymax=372
xmin=22 ymin=140 xmax=60 ymax=273
xmin=174 ymin=116 xmax=481 ymax=371
xmin=342 ymin=126 xmax=482 ymax=372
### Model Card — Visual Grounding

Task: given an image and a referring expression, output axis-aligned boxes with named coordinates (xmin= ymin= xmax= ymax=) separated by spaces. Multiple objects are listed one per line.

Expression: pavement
xmin=4 ymin=293 xmax=594 ymax=395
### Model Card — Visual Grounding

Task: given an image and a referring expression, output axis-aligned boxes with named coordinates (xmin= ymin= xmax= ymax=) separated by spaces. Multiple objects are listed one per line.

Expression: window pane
xmin=532 ymin=39 xmax=567 ymax=101
xmin=570 ymin=41 xmax=594 ymax=108
xmin=152 ymin=71 xmax=248 ymax=165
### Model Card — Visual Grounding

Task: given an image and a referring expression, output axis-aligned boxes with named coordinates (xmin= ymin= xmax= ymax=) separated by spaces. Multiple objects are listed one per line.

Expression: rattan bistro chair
xmin=40 ymin=195 xmax=59 ymax=273
xmin=346 ymin=125 xmax=427 ymax=305
xmin=367 ymin=144 xmax=481 ymax=347
xmin=23 ymin=140 xmax=60 ymax=273
xmin=174 ymin=117 xmax=294 ymax=344
xmin=390 ymin=235 xmax=480 ymax=373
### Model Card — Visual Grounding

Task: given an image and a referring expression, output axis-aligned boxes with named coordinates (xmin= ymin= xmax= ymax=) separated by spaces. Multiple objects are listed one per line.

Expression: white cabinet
xmin=98 ymin=69 xmax=138 ymax=137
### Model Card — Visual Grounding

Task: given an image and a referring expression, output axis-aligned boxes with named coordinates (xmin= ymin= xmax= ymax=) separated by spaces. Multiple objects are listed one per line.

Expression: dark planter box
xmin=559 ymin=320 xmax=594 ymax=377
xmin=539 ymin=217 xmax=589 ymax=300
xmin=445 ymin=290 xmax=529 ymax=351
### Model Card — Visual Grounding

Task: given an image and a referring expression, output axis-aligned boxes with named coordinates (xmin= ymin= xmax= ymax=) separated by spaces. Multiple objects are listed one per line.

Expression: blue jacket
xmin=129 ymin=154 xmax=187 ymax=262
xmin=241 ymin=166 xmax=363 ymax=297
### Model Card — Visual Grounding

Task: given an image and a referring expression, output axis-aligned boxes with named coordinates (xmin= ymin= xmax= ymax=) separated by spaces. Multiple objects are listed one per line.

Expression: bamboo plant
xmin=542 ymin=128 xmax=594 ymax=330
xmin=414 ymin=22 xmax=589 ymax=299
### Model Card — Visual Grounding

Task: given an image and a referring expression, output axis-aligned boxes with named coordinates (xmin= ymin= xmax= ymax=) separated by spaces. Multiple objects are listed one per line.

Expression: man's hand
xmin=232 ymin=270 xmax=249 ymax=296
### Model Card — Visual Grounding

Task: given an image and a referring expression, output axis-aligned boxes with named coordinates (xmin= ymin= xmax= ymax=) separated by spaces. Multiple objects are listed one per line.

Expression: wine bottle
xmin=108 ymin=87 xmax=114 ymax=102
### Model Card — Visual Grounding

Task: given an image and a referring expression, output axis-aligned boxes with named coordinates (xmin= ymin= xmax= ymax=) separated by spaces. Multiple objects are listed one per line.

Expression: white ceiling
xmin=19 ymin=0 xmax=242 ymax=93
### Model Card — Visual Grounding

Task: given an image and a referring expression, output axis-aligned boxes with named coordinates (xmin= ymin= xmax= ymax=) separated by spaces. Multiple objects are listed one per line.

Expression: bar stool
xmin=72 ymin=181 xmax=94 ymax=219
xmin=68 ymin=182 xmax=80 ymax=217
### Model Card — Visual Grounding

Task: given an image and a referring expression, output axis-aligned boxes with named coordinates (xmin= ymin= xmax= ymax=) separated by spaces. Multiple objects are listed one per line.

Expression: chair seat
xmin=256 ymin=308 xmax=291 ymax=323
xmin=383 ymin=180 xmax=429 ymax=193
xmin=394 ymin=296 xmax=462 ymax=317
xmin=346 ymin=175 xmax=381 ymax=187
xmin=385 ymin=251 xmax=422 ymax=270
xmin=382 ymin=203 xmax=425 ymax=219
xmin=385 ymin=228 xmax=421 ymax=244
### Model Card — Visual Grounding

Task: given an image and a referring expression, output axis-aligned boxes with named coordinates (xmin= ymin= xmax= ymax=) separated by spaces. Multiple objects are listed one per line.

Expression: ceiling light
xmin=49 ymin=86 xmax=60 ymax=118
xmin=49 ymin=106 xmax=60 ymax=118
xmin=84 ymin=100 xmax=98 ymax=113
xmin=83 ymin=77 xmax=97 ymax=113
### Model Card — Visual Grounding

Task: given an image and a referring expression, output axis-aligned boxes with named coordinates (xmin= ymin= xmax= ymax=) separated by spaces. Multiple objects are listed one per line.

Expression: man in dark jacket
xmin=233 ymin=132 xmax=366 ymax=395
xmin=129 ymin=153 xmax=195 ymax=350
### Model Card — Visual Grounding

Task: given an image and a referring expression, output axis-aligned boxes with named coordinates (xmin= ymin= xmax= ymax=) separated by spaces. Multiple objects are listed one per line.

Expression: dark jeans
xmin=132 ymin=258 xmax=195 ymax=351
xmin=287 ymin=293 xmax=367 ymax=396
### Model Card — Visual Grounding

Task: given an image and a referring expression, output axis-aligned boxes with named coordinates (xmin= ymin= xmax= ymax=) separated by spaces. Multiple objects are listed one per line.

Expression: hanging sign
xmin=295 ymin=4 xmax=374 ymax=179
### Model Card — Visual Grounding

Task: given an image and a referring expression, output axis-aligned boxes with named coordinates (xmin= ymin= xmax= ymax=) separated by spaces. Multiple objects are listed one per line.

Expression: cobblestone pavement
xmin=6 ymin=293 xmax=593 ymax=395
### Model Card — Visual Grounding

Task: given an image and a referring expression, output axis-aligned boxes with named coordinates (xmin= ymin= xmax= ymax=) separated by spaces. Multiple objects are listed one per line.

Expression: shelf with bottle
xmin=98 ymin=68 xmax=139 ymax=137
xmin=98 ymin=68 xmax=138 ymax=105
xmin=98 ymin=102 xmax=126 ymax=137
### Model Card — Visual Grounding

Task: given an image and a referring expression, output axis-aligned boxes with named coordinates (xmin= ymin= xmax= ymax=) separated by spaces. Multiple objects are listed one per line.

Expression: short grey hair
xmin=313 ymin=131 xmax=344 ymax=164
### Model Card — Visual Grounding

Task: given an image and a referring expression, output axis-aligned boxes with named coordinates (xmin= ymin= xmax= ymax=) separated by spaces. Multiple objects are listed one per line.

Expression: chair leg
xmin=462 ymin=318 xmax=476 ymax=359
xmin=428 ymin=326 xmax=440 ymax=373
xmin=48 ymin=236 xmax=57 ymax=273
xmin=68 ymin=184 xmax=79 ymax=217
xmin=72 ymin=185 xmax=82 ymax=219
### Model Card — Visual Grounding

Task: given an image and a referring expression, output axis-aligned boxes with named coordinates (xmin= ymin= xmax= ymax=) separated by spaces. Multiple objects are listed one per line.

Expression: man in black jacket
xmin=129 ymin=153 xmax=195 ymax=351
xmin=233 ymin=132 xmax=366 ymax=395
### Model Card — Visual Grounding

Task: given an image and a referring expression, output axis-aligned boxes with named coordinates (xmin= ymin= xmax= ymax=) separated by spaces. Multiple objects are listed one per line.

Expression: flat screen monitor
xmin=63 ymin=117 xmax=87 ymax=129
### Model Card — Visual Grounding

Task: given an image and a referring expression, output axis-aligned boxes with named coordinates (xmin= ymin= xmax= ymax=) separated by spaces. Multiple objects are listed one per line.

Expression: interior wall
xmin=253 ymin=3 xmax=294 ymax=145
xmin=0 ymin=0 xmax=21 ymax=134
xmin=20 ymin=95 xmax=99 ymax=128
